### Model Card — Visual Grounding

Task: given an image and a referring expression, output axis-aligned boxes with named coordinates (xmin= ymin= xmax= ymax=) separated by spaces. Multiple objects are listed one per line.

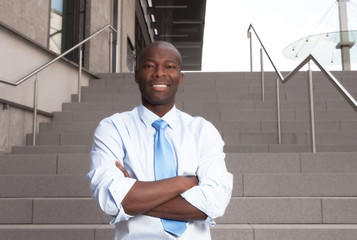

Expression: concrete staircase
xmin=1 ymin=71 xmax=357 ymax=239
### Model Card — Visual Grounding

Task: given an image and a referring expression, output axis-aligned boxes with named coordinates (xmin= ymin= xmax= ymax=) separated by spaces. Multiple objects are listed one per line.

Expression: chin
xmin=144 ymin=97 xmax=174 ymax=107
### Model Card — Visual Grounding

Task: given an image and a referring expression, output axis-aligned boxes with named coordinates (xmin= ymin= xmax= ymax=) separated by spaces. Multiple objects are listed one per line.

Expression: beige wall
xmin=87 ymin=0 xmax=112 ymax=73
xmin=0 ymin=0 xmax=50 ymax=47
xmin=0 ymin=26 xmax=91 ymax=112
xmin=0 ymin=26 xmax=92 ymax=153
xmin=0 ymin=0 xmax=152 ymax=74
xmin=116 ymin=0 xmax=136 ymax=73
xmin=0 ymin=0 xmax=153 ymax=153
xmin=0 ymin=107 xmax=51 ymax=153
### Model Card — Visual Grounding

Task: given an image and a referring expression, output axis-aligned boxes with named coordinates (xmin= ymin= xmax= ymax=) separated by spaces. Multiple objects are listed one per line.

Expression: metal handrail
xmin=0 ymin=24 xmax=117 ymax=146
xmin=0 ymin=24 xmax=116 ymax=86
xmin=247 ymin=24 xmax=357 ymax=152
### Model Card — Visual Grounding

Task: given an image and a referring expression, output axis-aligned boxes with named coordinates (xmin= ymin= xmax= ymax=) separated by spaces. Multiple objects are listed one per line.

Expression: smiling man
xmin=87 ymin=41 xmax=233 ymax=240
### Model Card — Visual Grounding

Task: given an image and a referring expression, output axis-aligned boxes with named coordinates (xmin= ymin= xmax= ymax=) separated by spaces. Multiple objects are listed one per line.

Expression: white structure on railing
xmin=248 ymin=24 xmax=357 ymax=153
xmin=337 ymin=0 xmax=354 ymax=70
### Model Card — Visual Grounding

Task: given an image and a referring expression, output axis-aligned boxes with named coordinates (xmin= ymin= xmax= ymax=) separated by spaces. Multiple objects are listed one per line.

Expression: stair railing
xmin=0 ymin=24 xmax=117 ymax=146
xmin=247 ymin=24 xmax=357 ymax=152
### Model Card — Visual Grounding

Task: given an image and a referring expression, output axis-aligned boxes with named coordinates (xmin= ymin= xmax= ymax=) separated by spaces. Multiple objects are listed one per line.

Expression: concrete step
xmin=3 ymin=152 xmax=357 ymax=176
xmin=225 ymin=144 xmax=357 ymax=153
xmin=221 ymin=109 xmax=357 ymax=122
xmin=231 ymin=171 xmax=357 ymax=197
xmin=63 ymin=99 xmax=356 ymax=114
xmin=183 ymin=99 xmax=353 ymax=112
xmin=52 ymin=111 xmax=117 ymax=122
xmin=62 ymin=101 xmax=138 ymax=112
xmin=226 ymin=152 xmax=357 ymax=173
xmin=243 ymin=173 xmax=357 ymax=197
xmin=2 ymin=172 xmax=356 ymax=198
xmin=93 ymin=71 xmax=352 ymax=86
xmin=223 ymin=132 xmax=307 ymax=145
xmin=26 ymin=132 xmax=94 ymax=146
xmin=211 ymin=224 xmax=357 ymax=240
xmin=72 ymin=93 xmax=141 ymax=104
xmin=223 ymin=132 xmax=357 ymax=145
xmin=0 ymin=154 xmax=57 ymax=175
xmin=1 ymin=197 xmax=357 ymax=224
xmin=3 ymin=152 xmax=355 ymax=176
xmin=0 ymin=198 xmax=110 ymax=224
xmin=39 ymin=121 xmax=98 ymax=133
xmin=81 ymin=84 xmax=140 ymax=94
xmin=26 ymin=131 xmax=357 ymax=147
xmin=1 ymin=224 xmax=357 ymax=240
xmin=219 ymin=197 xmax=357 ymax=224
xmin=259 ymin=120 xmax=343 ymax=133
xmin=268 ymin=144 xmax=357 ymax=153
xmin=56 ymin=109 xmax=261 ymax=123
xmin=12 ymin=145 xmax=90 ymax=154
xmin=83 ymin=81 xmax=354 ymax=95
xmin=38 ymin=119 xmax=357 ymax=135
xmin=0 ymin=175 xmax=89 ymax=197
xmin=0 ymin=224 xmax=114 ymax=240
xmin=0 ymin=154 xmax=89 ymax=175
xmin=63 ymin=101 xmax=355 ymax=123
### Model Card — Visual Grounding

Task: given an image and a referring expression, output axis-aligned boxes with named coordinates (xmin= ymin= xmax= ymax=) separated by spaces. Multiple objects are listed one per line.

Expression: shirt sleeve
xmin=86 ymin=116 xmax=137 ymax=223
xmin=181 ymin=121 xmax=233 ymax=222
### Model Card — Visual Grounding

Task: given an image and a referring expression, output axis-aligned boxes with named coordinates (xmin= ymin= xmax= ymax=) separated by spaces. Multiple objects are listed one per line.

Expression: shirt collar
xmin=138 ymin=104 xmax=178 ymax=130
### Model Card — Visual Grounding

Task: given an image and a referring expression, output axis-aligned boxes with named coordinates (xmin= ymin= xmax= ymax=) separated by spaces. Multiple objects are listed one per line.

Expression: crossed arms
xmin=116 ymin=161 xmax=207 ymax=221
xmin=87 ymin=116 xmax=233 ymax=224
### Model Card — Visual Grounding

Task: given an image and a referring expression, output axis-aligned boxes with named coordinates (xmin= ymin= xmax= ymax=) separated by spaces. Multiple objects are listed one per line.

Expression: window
xmin=49 ymin=0 xmax=86 ymax=64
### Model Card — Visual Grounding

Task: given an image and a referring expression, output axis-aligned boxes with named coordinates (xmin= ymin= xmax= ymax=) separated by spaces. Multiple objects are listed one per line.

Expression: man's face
xmin=135 ymin=43 xmax=183 ymax=111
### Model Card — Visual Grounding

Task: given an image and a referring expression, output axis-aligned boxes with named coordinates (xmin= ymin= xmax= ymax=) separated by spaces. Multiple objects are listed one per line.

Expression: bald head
xmin=136 ymin=41 xmax=182 ymax=70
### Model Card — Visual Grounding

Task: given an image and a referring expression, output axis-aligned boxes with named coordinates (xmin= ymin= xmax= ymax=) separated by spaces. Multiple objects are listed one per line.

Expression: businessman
xmin=87 ymin=41 xmax=233 ymax=239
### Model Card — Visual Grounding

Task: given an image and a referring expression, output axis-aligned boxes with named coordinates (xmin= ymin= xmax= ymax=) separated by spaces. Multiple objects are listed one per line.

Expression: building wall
xmin=0 ymin=0 xmax=154 ymax=153
xmin=0 ymin=26 xmax=92 ymax=112
xmin=117 ymin=0 xmax=136 ymax=72
xmin=0 ymin=0 xmax=153 ymax=74
xmin=0 ymin=0 xmax=50 ymax=47
xmin=0 ymin=107 xmax=51 ymax=153
xmin=87 ymin=0 xmax=112 ymax=73
xmin=0 ymin=25 xmax=92 ymax=154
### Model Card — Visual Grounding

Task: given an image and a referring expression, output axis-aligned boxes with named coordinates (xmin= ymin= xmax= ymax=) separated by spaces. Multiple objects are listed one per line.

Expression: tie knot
xmin=152 ymin=119 xmax=168 ymax=131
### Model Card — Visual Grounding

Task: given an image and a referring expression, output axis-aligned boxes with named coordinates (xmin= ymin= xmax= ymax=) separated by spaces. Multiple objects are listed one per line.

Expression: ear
xmin=178 ymin=72 xmax=184 ymax=86
xmin=134 ymin=70 xmax=139 ymax=84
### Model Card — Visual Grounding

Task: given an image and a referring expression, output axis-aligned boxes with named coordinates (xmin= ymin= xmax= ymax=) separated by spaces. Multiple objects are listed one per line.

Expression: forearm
xmin=145 ymin=195 xmax=207 ymax=221
xmin=122 ymin=176 xmax=198 ymax=216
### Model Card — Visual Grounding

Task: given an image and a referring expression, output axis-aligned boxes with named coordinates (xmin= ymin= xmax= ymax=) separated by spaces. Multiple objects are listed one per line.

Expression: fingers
xmin=115 ymin=161 xmax=131 ymax=178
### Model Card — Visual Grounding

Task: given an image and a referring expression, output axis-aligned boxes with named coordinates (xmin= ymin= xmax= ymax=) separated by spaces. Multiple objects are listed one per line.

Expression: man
xmin=87 ymin=41 xmax=233 ymax=239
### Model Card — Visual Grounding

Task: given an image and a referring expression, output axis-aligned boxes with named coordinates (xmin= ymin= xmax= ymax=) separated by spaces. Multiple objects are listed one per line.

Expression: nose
xmin=153 ymin=65 xmax=166 ymax=78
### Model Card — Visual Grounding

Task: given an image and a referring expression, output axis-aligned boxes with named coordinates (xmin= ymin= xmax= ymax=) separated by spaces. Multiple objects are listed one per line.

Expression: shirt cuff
xmin=108 ymin=177 xmax=136 ymax=224
xmin=181 ymin=187 xmax=216 ymax=226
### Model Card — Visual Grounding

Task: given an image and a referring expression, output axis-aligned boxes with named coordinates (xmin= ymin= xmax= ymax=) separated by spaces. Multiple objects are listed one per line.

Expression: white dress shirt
xmin=87 ymin=104 xmax=233 ymax=240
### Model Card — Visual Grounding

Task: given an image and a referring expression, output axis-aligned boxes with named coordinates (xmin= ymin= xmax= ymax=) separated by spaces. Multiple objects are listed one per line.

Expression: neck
xmin=142 ymin=103 xmax=174 ymax=118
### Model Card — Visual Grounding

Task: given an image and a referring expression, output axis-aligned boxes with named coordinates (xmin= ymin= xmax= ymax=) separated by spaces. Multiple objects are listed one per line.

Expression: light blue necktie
xmin=152 ymin=119 xmax=187 ymax=237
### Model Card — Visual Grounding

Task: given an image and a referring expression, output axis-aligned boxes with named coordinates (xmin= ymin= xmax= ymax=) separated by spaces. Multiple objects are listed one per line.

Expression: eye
xmin=143 ymin=64 xmax=154 ymax=69
xmin=167 ymin=65 xmax=176 ymax=70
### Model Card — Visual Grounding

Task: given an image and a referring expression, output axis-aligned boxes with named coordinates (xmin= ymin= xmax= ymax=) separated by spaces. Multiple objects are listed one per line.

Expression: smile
xmin=153 ymin=84 xmax=168 ymax=88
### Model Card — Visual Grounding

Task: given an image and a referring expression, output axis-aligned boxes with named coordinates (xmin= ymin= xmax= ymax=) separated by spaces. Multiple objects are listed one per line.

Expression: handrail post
xmin=109 ymin=31 xmax=113 ymax=73
xmin=248 ymin=31 xmax=253 ymax=72
xmin=307 ymin=62 xmax=317 ymax=153
xmin=276 ymin=77 xmax=281 ymax=144
xmin=260 ymin=48 xmax=265 ymax=102
xmin=78 ymin=45 xmax=83 ymax=103
xmin=32 ymin=77 xmax=38 ymax=146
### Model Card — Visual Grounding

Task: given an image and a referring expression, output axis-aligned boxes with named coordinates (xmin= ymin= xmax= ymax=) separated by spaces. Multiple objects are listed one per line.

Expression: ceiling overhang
xmin=149 ymin=0 xmax=207 ymax=71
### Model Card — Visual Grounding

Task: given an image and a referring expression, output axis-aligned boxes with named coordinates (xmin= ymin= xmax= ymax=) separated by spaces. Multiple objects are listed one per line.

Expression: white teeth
xmin=153 ymin=84 xmax=167 ymax=87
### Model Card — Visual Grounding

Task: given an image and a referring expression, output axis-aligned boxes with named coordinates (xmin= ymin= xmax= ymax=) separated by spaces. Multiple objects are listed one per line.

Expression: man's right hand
xmin=115 ymin=160 xmax=131 ymax=178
